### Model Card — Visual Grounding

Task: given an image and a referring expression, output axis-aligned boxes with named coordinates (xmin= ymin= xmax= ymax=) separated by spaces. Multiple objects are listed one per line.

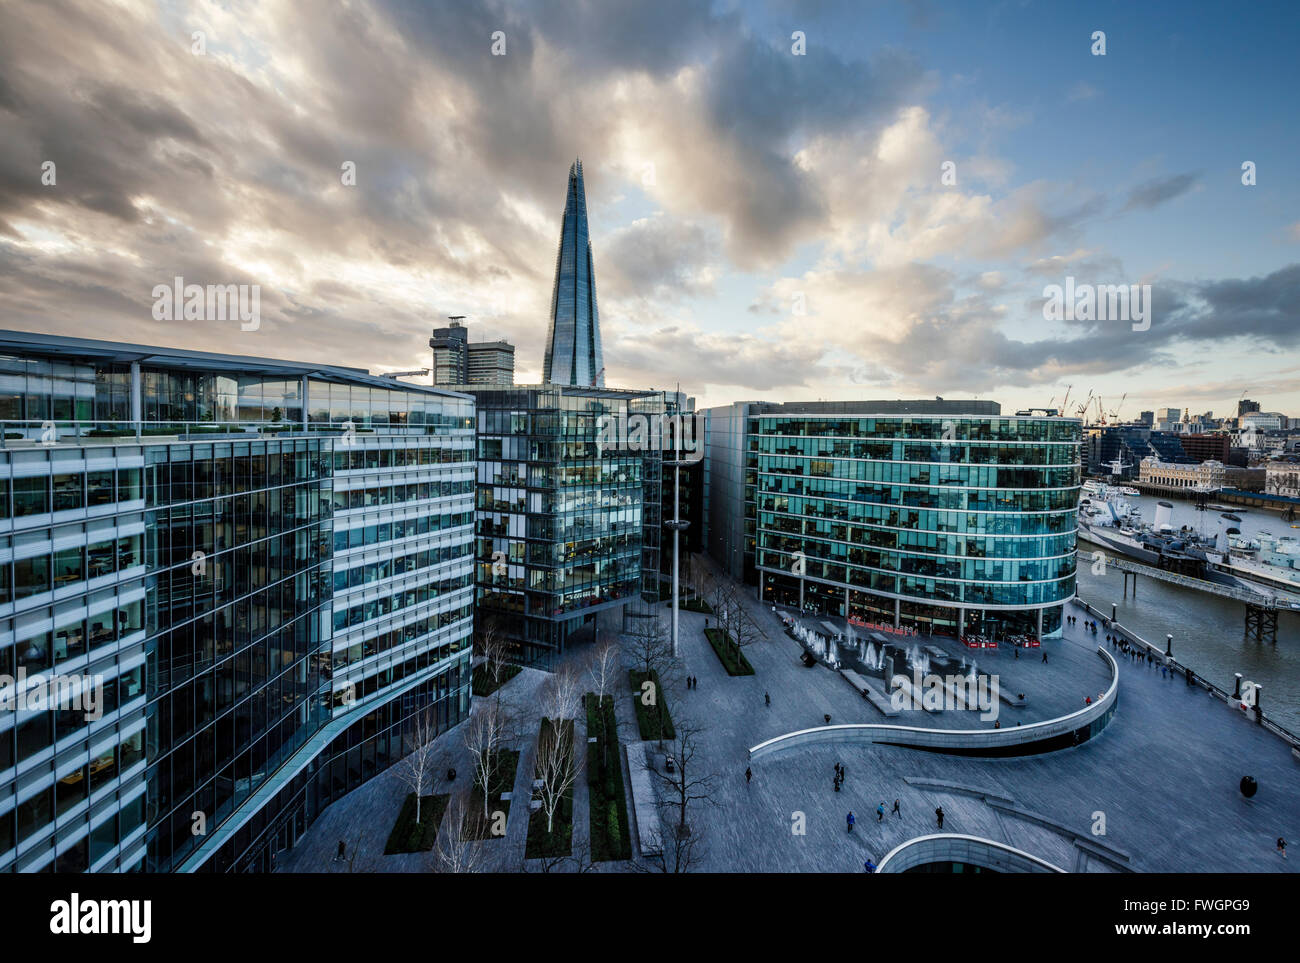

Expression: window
xmin=53 ymin=474 xmax=83 ymax=512
xmin=87 ymin=471 xmax=114 ymax=506
xmin=14 ymin=554 xmax=51 ymax=599
xmin=13 ymin=476 xmax=49 ymax=516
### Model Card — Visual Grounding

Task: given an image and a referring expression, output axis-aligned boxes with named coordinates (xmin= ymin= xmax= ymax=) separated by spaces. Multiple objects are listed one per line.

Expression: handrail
xmin=875 ymin=833 xmax=1066 ymax=873
xmin=748 ymin=646 xmax=1117 ymax=759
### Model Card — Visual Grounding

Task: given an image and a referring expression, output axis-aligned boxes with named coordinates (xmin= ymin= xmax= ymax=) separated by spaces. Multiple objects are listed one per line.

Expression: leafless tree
xmin=642 ymin=717 xmax=718 ymax=834
xmin=431 ymin=792 xmax=485 ymax=874
xmin=396 ymin=709 xmax=438 ymax=825
xmin=626 ymin=614 xmax=673 ymax=682
xmin=463 ymin=698 xmax=511 ymax=821
xmin=586 ymin=639 xmax=620 ymax=704
xmin=636 ymin=801 xmax=708 ymax=873
xmin=475 ymin=617 xmax=511 ymax=696
xmin=534 ymin=717 xmax=582 ymax=835
xmin=525 ymin=835 xmax=596 ymax=874
xmin=537 ymin=663 xmax=583 ymax=724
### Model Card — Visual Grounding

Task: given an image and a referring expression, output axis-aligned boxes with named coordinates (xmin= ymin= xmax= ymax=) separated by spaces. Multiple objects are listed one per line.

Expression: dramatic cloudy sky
xmin=2 ymin=0 xmax=1298 ymax=417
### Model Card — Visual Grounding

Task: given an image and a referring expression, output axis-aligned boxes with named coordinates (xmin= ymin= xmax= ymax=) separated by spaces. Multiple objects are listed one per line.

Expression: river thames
xmin=1076 ymin=491 xmax=1300 ymax=732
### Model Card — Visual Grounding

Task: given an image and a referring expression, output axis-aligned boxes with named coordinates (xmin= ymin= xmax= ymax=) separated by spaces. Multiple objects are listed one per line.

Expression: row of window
xmin=332 ymin=543 xmax=473 ymax=594
xmin=750 ymin=437 xmax=1080 ymax=466
xmin=332 ymin=512 xmax=471 ymax=552
xmin=752 ymin=417 xmax=1080 ymax=443
xmin=1 ymin=668 xmax=144 ymax=773
xmin=755 ymin=494 xmax=1079 ymax=535
xmin=760 ymin=514 xmax=1077 ymax=559
xmin=754 ymin=456 xmax=1079 ymax=490
xmin=331 ymin=579 xmax=474 ymax=633
xmin=329 ymin=478 xmax=474 ymax=512
xmin=5 ymin=600 xmax=144 ymax=674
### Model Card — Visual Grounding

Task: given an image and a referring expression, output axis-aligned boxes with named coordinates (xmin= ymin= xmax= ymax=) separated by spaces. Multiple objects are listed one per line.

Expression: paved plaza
xmin=282 ymin=565 xmax=1299 ymax=873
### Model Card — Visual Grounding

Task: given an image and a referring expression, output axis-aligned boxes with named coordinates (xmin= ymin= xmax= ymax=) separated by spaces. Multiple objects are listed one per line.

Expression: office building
xmin=465 ymin=384 xmax=657 ymax=664
xmin=0 ymin=331 xmax=475 ymax=873
xmin=432 ymin=322 xmax=515 ymax=387
xmin=1180 ymin=433 xmax=1231 ymax=464
xmin=465 ymin=341 xmax=515 ymax=387
xmin=704 ymin=400 xmax=1080 ymax=639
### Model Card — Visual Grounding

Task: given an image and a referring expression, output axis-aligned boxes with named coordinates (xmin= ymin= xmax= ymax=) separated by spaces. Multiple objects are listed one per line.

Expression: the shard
xmin=542 ymin=159 xmax=605 ymax=387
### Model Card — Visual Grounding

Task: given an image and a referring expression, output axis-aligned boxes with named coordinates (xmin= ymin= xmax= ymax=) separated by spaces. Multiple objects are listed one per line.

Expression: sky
xmin=1 ymin=0 xmax=1298 ymax=418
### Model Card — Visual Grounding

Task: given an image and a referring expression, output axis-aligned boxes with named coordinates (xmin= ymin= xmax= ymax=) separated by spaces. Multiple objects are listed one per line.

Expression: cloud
xmin=1121 ymin=171 xmax=1200 ymax=212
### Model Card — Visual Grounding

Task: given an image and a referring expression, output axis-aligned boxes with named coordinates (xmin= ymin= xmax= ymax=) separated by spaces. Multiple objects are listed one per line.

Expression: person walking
xmin=863 ymin=858 xmax=876 ymax=873
xmin=1279 ymin=837 xmax=1288 ymax=859
xmin=745 ymin=766 xmax=752 ymax=787
xmin=935 ymin=806 xmax=944 ymax=829
xmin=765 ymin=690 xmax=771 ymax=707
xmin=1042 ymin=651 xmax=1048 ymax=664
xmin=846 ymin=811 xmax=855 ymax=833
xmin=876 ymin=802 xmax=885 ymax=822
xmin=335 ymin=840 xmax=346 ymax=863
xmin=892 ymin=799 xmax=901 ymax=818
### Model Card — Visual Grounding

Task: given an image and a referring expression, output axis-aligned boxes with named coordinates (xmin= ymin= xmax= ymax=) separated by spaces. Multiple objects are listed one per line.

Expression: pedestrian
xmin=863 ymin=858 xmax=876 ymax=873
xmin=765 ymin=690 xmax=771 ymax=707
xmin=847 ymin=811 xmax=855 ymax=833
xmin=935 ymin=806 xmax=944 ymax=829
xmin=745 ymin=766 xmax=752 ymax=786
xmin=1042 ymin=651 xmax=1048 ymax=664
xmin=1279 ymin=837 xmax=1288 ymax=859
xmin=892 ymin=799 xmax=901 ymax=818
xmin=335 ymin=840 xmax=346 ymax=862
xmin=834 ymin=777 xmax=841 ymax=793
xmin=1014 ymin=647 xmax=1019 ymax=659
xmin=876 ymin=803 xmax=885 ymax=822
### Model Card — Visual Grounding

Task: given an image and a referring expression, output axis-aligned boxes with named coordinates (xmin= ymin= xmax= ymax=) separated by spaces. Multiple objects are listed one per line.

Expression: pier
xmin=1084 ymin=549 xmax=1296 ymax=643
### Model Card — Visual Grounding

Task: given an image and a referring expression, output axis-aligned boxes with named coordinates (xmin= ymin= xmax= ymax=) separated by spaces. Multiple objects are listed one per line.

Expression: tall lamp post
xmin=664 ymin=406 xmax=691 ymax=658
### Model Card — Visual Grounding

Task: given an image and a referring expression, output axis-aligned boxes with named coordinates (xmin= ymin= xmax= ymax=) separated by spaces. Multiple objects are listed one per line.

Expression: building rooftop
xmin=749 ymin=399 xmax=1003 ymax=416
xmin=0 ymin=329 xmax=471 ymax=400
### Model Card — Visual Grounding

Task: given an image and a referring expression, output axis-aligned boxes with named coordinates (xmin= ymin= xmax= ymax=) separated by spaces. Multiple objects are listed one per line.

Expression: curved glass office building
xmin=709 ymin=400 xmax=1080 ymax=639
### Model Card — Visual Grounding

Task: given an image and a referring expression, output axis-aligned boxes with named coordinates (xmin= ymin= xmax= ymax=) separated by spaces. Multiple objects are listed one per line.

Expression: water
xmin=1077 ymin=491 xmax=1300 ymax=732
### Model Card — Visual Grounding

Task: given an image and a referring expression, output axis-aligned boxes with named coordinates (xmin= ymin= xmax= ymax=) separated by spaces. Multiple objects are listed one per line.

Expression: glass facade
xmin=0 ymin=333 xmax=474 ymax=873
xmin=709 ymin=403 xmax=1081 ymax=639
xmin=542 ymin=160 xmax=605 ymax=388
xmin=468 ymin=386 xmax=650 ymax=664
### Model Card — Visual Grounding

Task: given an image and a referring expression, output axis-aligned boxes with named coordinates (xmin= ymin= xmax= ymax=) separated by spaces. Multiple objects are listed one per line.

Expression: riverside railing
xmin=1074 ymin=596 xmax=1300 ymax=752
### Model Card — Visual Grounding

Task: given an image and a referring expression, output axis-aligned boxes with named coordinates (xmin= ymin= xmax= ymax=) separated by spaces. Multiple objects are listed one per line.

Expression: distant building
xmin=1085 ymin=425 xmax=1189 ymax=479
xmin=466 ymin=340 xmax=515 ymax=386
xmin=1140 ymin=458 xmax=1226 ymax=491
xmin=1180 ymin=433 xmax=1231 ymax=463
xmin=1238 ymin=398 xmax=1262 ymax=418
xmin=1241 ymin=412 xmax=1283 ymax=432
xmin=430 ymin=320 xmax=469 ymax=385
xmin=1267 ymin=462 xmax=1300 ymax=499
xmin=1138 ymin=410 xmax=1154 ymax=427
xmin=542 ymin=159 xmax=605 ymax=387
xmin=431 ymin=321 xmax=515 ymax=386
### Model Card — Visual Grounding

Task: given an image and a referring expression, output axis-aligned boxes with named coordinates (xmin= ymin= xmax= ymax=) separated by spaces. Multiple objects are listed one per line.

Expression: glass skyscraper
xmin=542 ymin=159 xmax=605 ymax=388
xmin=704 ymin=400 xmax=1081 ymax=640
xmin=466 ymin=384 xmax=655 ymax=664
xmin=0 ymin=331 xmax=475 ymax=872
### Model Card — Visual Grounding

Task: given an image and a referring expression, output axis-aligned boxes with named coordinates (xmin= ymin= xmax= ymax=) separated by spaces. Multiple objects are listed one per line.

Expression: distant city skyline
xmin=1 ymin=1 xmax=1297 ymax=417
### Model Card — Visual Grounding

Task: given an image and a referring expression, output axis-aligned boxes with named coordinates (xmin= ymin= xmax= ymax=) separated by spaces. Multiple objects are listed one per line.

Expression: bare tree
xmin=626 ymin=614 xmax=673 ymax=682
xmin=525 ymin=835 xmax=596 ymax=874
xmin=587 ymin=639 xmax=620 ymax=704
xmin=396 ymin=709 xmax=438 ymax=825
xmin=534 ymin=716 xmax=582 ymax=835
xmin=475 ymin=617 xmax=511 ymax=698
xmin=463 ymin=698 xmax=511 ymax=822
xmin=537 ymin=663 xmax=583 ymax=724
xmin=642 ymin=717 xmax=718 ymax=834
xmin=431 ymin=792 xmax=485 ymax=873
xmin=637 ymin=801 xmax=708 ymax=873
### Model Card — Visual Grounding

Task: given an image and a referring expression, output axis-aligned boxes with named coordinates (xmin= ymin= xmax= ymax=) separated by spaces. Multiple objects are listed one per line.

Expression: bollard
xmin=1165 ymin=634 xmax=1173 ymax=657
xmin=1112 ymin=602 xmax=1117 ymax=623
xmin=1254 ymin=685 xmax=1263 ymax=723
xmin=1233 ymin=673 xmax=1242 ymax=699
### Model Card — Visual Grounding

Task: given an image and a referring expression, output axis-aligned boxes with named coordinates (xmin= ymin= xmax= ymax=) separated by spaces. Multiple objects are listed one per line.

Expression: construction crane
xmin=590 ymin=367 xmax=605 ymax=387
xmin=1074 ymin=389 xmax=1094 ymax=422
xmin=1060 ymin=384 xmax=1073 ymax=413
xmin=1108 ymin=392 xmax=1127 ymax=423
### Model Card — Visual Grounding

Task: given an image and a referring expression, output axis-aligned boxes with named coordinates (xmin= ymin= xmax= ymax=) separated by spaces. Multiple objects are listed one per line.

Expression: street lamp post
xmin=664 ymin=410 xmax=691 ymax=658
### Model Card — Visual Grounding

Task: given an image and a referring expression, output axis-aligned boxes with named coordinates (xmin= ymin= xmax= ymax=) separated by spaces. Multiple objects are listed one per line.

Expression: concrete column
xmin=844 ymin=585 xmax=850 ymax=619
xmin=957 ymin=607 xmax=965 ymax=638
xmin=301 ymin=375 xmax=310 ymax=429
xmin=893 ymin=597 xmax=900 ymax=629
xmin=129 ymin=360 xmax=142 ymax=437
xmin=1036 ymin=608 xmax=1044 ymax=638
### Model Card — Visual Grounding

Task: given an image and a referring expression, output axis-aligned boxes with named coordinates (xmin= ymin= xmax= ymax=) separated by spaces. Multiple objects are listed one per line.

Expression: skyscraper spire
xmin=542 ymin=158 xmax=605 ymax=387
